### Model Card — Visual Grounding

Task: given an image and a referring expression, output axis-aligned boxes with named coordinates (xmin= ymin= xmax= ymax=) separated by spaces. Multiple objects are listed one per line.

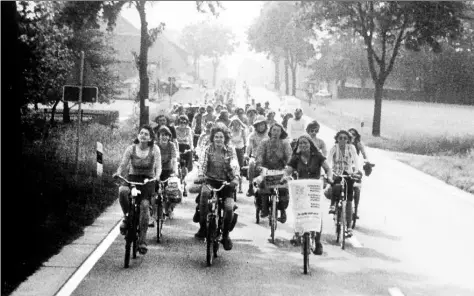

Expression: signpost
xmin=62 ymin=51 xmax=99 ymax=178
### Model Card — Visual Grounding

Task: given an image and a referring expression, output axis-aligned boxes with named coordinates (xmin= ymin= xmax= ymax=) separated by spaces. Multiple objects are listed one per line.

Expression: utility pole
xmin=75 ymin=51 xmax=85 ymax=179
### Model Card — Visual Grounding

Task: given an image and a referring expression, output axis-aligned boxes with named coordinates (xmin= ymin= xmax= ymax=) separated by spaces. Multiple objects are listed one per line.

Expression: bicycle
xmin=155 ymin=177 xmax=171 ymax=243
xmin=201 ymin=177 xmax=229 ymax=266
xmin=352 ymin=161 xmax=374 ymax=229
xmin=115 ymin=175 xmax=156 ymax=268
xmin=286 ymin=175 xmax=323 ymax=274
xmin=328 ymin=173 xmax=354 ymax=250
xmin=178 ymin=147 xmax=192 ymax=196
xmin=259 ymin=168 xmax=286 ymax=244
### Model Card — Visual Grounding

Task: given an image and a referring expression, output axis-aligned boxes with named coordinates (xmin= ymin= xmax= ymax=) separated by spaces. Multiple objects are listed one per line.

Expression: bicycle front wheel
xmin=156 ymin=197 xmax=164 ymax=243
xmin=341 ymin=202 xmax=346 ymax=250
xmin=270 ymin=196 xmax=277 ymax=243
xmin=335 ymin=206 xmax=341 ymax=243
xmin=206 ymin=218 xmax=216 ymax=266
xmin=303 ymin=232 xmax=310 ymax=274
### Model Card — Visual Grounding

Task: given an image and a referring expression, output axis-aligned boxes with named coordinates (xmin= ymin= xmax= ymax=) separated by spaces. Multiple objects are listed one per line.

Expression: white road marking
xmin=388 ymin=287 xmax=405 ymax=296
xmin=55 ymin=222 xmax=121 ymax=296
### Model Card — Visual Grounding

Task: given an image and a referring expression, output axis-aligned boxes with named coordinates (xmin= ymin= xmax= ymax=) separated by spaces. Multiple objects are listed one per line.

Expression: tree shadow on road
xmin=354 ymin=225 xmax=402 ymax=241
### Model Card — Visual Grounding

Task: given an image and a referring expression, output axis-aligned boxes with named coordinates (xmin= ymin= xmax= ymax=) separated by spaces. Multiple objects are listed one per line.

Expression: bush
xmin=2 ymin=120 xmax=137 ymax=296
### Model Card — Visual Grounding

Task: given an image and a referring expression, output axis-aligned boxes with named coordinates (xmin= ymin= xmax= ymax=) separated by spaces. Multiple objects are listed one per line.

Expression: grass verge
xmin=307 ymin=97 xmax=474 ymax=195
xmin=3 ymin=118 xmax=137 ymax=296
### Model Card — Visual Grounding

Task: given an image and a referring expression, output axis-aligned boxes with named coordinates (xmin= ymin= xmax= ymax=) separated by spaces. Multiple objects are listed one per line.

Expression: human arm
xmin=154 ymin=145 xmax=162 ymax=178
xmin=327 ymin=145 xmax=336 ymax=170
xmin=320 ymin=140 xmax=328 ymax=158
xmin=358 ymin=142 xmax=369 ymax=162
xmin=187 ymin=127 xmax=194 ymax=150
xmin=349 ymin=144 xmax=361 ymax=174
xmin=114 ymin=145 xmax=133 ymax=177
xmin=322 ymin=160 xmax=333 ymax=183
xmin=246 ymin=133 xmax=254 ymax=158
xmin=170 ymin=143 xmax=178 ymax=175
xmin=254 ymin=140 xmax=266 ymax=169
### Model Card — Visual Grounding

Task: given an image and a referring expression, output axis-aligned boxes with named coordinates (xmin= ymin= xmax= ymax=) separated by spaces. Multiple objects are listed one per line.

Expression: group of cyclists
xmin=113 ymin=92 xmax=372 ymax=256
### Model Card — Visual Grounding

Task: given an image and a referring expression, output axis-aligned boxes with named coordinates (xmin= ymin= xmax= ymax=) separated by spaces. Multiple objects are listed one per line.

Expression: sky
xmin=121 ymin=1 xmax=266 ymax=77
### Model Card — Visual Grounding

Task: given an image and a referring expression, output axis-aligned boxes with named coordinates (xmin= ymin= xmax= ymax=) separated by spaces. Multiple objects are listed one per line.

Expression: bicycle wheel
xmin=254 ymin=196 xmax=260 ymax=224
xmin=124 ymin=212 xmax=133 ymax=268
xmin=335 ymin=205 xmax=341 ymax=243
xmin=156 ymin=197 xmax=163 ymax=243
xmin=341 ymin=202 xmax=346 ymax=250
xmin=270 ymin=196 xmax=277 ymax=243
xmin=303 ymin=232 xmax=310 ymax=274
xmin=206 ymin=218 xmax=216 ymax=266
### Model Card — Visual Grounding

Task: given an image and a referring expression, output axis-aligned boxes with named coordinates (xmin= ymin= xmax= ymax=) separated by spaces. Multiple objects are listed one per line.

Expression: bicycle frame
xmin=155 ymin=178 xmax=170 ymax=243
xmin=204 ymin=180 xmax=227 ymax=267
xmin=331 ymin=173 xmax=352 ymax=250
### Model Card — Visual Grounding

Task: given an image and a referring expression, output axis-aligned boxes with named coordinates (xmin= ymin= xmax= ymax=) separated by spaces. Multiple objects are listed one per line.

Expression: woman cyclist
xmin=114 ymin=125 xmax=162 ymax=255
xmin=255 ymin=122 xmax=292 ymax=223
xmin=245 ymin=115 xmax=269 ymax=196
xmin=175 ymin=114 xmax=194 ymax=196
xmin=327 ymin=130 xmax=361 ymax=238
xmin=194 ymin=123 xmax=240 ymax=251
xmin=196 ymin=121 xmax=214 ymax=161
xmin=154 ymin=114 xmax=178 ymax=150
xmin=283 ymin=134 xmax=333 ymax=255
xmin=156 ymin=126 xmax=179 ymax=219
xmin=348 ymin=127 xmax=370 ymax=221
xmin=229 ymin=116 xmax=247 ymax=193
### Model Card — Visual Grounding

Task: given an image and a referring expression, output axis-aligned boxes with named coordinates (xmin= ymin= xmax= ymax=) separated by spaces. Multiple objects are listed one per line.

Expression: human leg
xmin=277 ymin=188 xmax=289 ymax=223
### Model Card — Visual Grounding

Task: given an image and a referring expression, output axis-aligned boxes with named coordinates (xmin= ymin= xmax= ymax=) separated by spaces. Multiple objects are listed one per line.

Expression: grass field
xmin=311 ymin=97 xmax=474 ymax=194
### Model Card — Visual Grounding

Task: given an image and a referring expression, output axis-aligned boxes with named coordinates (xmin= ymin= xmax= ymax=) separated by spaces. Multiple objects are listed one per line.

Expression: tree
xmin=181 ymin=21 xmax=209 ymax=81
xmin=248 ymin=1 xmax=314 ymax=96
xmin=202 ymin=22 xmax=238 ymax=87
xmin=59 ymin=1 xmax=222 ymax=127
xmin=299 ymin=1 xmax=467 ymax=136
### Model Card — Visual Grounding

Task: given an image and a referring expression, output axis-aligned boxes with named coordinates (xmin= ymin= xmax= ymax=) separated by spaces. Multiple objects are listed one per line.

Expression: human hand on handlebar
xmin=229 ymin=178 xmax=239 ymax=188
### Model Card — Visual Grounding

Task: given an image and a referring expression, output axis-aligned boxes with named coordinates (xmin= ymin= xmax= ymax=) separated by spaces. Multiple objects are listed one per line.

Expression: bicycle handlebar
xmin=114 ymin=175 xmax=157 ymax=186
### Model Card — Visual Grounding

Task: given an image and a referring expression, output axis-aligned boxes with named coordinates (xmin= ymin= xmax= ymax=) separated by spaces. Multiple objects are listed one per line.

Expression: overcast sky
xmin=121 ymin=1 xmax=265 ymax=77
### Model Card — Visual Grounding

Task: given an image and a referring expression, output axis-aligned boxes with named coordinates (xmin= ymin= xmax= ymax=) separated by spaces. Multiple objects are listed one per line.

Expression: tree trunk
xmin=372 ymin=81 xmax=384 ymax=137
xmin=291 ymin=64 xmax=297 ymax=96
xmin=138 ymin=2 xmax=149 ymax=127
xmin=63 ymin=101 xmax=71 ymax=123
xmin=273 ymin=55 xmax=280 ymax=91
xmin=284 ymin=58 xmax=289 ymax=95
xmin=50 ymin=99 xmax=60 ymax=124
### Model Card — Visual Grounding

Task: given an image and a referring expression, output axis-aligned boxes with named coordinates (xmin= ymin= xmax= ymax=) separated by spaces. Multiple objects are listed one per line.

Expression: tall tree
xmin=299 ymin=1 xmax=467 ymax=136
xmin=181 ymin=21 xmax=209 ymax=81
xmin=60 ymin=1 xmax=221 ymax=127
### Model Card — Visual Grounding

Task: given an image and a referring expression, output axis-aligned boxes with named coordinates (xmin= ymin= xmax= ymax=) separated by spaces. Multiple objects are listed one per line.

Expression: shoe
xmin=238 ymin=189 xmax=243 ymax=194
xmin=345 ymin=229 xmax=353 ymax=238
xmin=329 ymin=206 xmax=336 ymax=214
xmin=313 ymin=242 xmax=323 ymax=255
xmin=352 ymin=213 xmax=359 ymax=220
xmin=290 ymin=233 xmax=301 ymax=246
xmin=119 ymin=217 xmax=127 ymax=235
xmin=192 ymin=208 xmax=200 ymax=223
xmin=229 ymin=213 xmax=238 ymax=232
xmin=194 ymin=228 xmax=206 ymax=239
xmin=246 ymin=187 xmax=254 ymax=197
xmin=138 ymin=243 xmax=148 ymax=255
xmin=183 ymin=189 xmax=188 ymax=197
xmin=277 ymin=210 xmax=287 ymax=224
xmin=148 ymin=218 xmax=155 ymax=228
xmin=222 ymin=235 xmax=233 ymax=251
xmin=260 ymin=211 xmax=269 ymax=218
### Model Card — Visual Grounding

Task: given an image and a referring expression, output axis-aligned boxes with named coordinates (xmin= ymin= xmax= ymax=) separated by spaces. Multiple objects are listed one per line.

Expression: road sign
xmin=63 ymin=85 xmax=98 ymax=103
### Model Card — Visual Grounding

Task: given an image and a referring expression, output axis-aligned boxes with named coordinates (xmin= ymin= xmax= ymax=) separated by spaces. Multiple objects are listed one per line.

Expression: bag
xmin=165 ymin=176 xmax=182 ymax=203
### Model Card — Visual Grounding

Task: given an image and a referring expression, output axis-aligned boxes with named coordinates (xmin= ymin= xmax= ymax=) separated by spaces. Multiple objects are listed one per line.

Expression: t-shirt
xmin=287 ymin=117 xmax=308 ymax=140
xmin=287 ymin=150 xmax=326 ymax=179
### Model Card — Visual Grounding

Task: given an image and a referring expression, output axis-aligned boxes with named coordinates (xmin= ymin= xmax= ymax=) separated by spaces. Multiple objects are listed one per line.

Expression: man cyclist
xmin=191 ymin=106 xmax=206 ymax=148
xmin=287 ymin=108 xmax=308 ymax=149
xmin=245 ymin=115 xmax=269 ymax=196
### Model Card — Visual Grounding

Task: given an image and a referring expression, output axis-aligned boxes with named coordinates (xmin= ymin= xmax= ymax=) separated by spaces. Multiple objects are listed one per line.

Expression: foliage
xmin=298 ymin=1 xmax=468 ymax=136
xmin=248 ymin=1 xmax=314 ymax=95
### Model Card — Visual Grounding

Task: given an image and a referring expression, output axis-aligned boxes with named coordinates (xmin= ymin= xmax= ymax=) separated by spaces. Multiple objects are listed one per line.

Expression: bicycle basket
xmin=165 ymin=176 xmax=182 ymax=203
xmin=264 ymin=170 xmax=286 ymax=189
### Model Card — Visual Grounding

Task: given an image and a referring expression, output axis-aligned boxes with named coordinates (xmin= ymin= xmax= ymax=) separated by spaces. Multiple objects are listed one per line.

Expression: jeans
xmin=198 ymin=179 xmax=235 ymax=234
xmin=179 ymin=143 xmax=193 ymax=172
xmin=119 ymin=175 xmax=156 ymax=245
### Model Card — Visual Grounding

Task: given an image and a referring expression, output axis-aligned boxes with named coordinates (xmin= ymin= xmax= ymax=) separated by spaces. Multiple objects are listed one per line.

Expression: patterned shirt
xmin=255 ymin=138 xmax=292 ymax=170
xmin=200 ymin=144 xmax=240 ymax=181
xmin=247 ymin=131 xmax=269 ymax=157
xmin=158 ymin=142 xmax=177 ymax=171
xmin=327 ymin=144 xmax=359 ymax=175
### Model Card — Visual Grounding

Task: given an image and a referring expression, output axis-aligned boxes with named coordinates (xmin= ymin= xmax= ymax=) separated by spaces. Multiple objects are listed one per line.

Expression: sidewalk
xmin=11 ymin=200 xmax=123 ymax=296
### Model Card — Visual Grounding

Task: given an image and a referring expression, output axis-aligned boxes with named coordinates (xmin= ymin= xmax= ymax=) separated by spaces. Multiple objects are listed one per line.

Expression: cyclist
xmin=266 ymin=110 xmax=277 ymax=128
xmin=194 ymin=123 xmax=240 ymax=251
xmin=245 ymin=115 xmax=269 ymax=196
xmin=283 ymin=134 xmax=333 ymax=255
xmin=348 ymin=127 xmax=371 ymax=221
xmin=156 ymin=126 xmax=180 ymax=219
xmin=287 ymin=108 xmax=309 ymax=149
xmin=306 ymin=120 xmax=327 ymax=157
xmin=235 ymin=107 xmax=249 ymax=126
xmin=215 ymin=109 xmax=231 ymax=127
xmin=176 ymin=114 xmax=194 ymax=196
xmin=203 ymin=104 xmax=217 ymax=127
xmin=327 ymin=130 xmax=361 ymax=238
xmin=255 ymin=122 xmax=292 ymax=222
xmin=114 ymin=125 xmax=161 ymax=255
xmin=153 ymin=114 xmax=178 ymax=150
xmin=196 ymin=121 xmax=214 ymax=161
xmin=281 ymin=112 xmax=294 ymax=130
xmin=229 ymin=116 xmax=247 ymax=193
xmin=264 ymin=101 xmax=270 ymax=113
xmin=191 ymin=106 xmax=206 ymax=148
xmin=246 ymin=107 xmax=258 ymax=133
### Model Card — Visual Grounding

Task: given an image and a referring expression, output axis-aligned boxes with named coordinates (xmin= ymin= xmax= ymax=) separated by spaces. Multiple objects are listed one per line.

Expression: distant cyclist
xmin=287 ymin=108 xmax=308 ymax=149
xmin=306 ymin=120 xmax=327 ymax=157
xmin=245 ymin=115 xmax=269 ymax=196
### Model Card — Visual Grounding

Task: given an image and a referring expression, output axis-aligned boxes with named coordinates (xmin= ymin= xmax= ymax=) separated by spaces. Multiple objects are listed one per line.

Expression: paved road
xmin=20 ymin=87 xmax=474 ymax=296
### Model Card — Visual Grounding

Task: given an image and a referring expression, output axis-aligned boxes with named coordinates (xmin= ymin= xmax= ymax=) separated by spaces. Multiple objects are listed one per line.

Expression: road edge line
xmin=55 ymin=222 xmax=121 ymax=296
